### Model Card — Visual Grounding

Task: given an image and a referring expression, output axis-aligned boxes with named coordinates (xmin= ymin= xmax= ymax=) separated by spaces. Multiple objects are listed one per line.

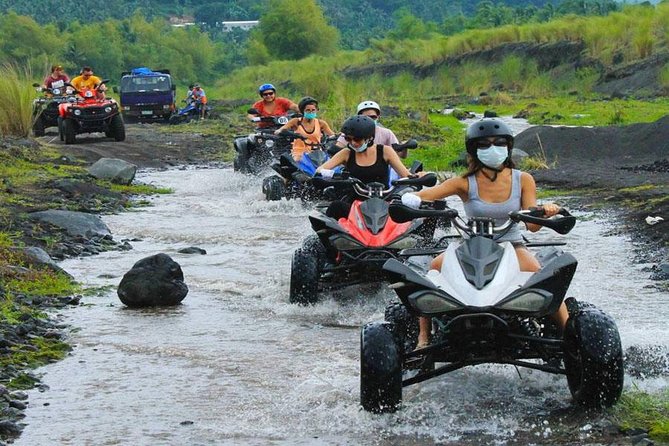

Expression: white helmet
xmin=356 ymin=100 xmax=380 ymax=115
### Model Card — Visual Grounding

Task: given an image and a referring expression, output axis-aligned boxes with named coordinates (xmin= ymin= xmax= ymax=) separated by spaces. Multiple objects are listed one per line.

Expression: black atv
xmin=31 ymin=83 xmax=75 ymax=137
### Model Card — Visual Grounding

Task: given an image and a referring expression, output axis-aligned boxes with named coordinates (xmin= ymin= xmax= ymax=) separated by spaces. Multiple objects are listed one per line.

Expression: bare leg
xmin=516 ymin=246 xmax=568 ymax=330
xmin=417 ymin=253 xmax=445 ymax=348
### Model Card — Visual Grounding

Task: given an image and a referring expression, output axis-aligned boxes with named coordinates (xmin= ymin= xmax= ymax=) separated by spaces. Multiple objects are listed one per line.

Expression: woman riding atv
xmin=401 ymin=118 xmax=568 ymax=349
xmin=273 ymin=96 xmax=335 ymax=161
xmin=247 ymin=83 xmax=299 ymax=128
xmin=316 ymin=115 xmax=415 ymax=219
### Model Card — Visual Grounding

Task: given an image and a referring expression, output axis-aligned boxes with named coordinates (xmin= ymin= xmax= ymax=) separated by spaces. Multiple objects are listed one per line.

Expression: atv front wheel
xmin=62 ymin=119 xmax=76 ymax=144
xmin=262 ymin=175 xmax=285 ymax=201
xmin=563 ymin=299 xmax=624 ymax=407
xmin=233 ymin=138 xmax=251 ymax=173
xmin=360 ymin=322 xmax=402 ymax=413
xmin=289 ymin=247 xmax=320 ymax=305
xmin=385 ymin=302 xmax=419 ymax=354
xmin=32 ymin=116 xmax=46 ymax=137
xmin=109 ymin=114 xmax=126 ymax=141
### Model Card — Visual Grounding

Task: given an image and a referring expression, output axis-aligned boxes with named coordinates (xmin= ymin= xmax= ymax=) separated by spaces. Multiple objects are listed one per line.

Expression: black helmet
xmin=465 ymin=118 xmax=514 ymax=155
xmin=298 ymin=96 xmax=318 ymax=114
xmin=340 ymin=115 xmax=376 ymax=140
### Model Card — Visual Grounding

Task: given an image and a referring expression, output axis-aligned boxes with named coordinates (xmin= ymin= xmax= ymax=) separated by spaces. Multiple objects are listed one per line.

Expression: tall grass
xmin=0 ymin=63 xmax=35 ymax=137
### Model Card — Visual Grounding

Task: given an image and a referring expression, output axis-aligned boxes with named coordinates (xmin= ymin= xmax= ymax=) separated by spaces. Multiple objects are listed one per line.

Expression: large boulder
xmin=29 ymin=210 xmax=111 ymax=238
xmin=88 ymin=158 xmax=137 ymax=185
xmin=117 ymin=253 xmax=188 ymax=307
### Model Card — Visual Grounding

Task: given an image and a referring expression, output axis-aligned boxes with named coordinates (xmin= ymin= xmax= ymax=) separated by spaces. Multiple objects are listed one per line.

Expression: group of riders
xmin=247 ymin=82 xmax=565 ymax=348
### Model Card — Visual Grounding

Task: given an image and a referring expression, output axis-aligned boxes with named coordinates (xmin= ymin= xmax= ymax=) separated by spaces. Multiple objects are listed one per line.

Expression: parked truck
xmin=114 ymin=67 xmax=175 ymax=121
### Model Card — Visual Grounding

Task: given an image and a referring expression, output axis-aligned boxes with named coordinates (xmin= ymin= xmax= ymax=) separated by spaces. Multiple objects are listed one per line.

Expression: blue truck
xmin=114 ymin=67 xmax=176 ymax=121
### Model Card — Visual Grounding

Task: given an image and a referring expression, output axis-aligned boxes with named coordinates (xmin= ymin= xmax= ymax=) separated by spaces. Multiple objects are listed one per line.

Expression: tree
xmin=253 ymin=0 xmax=339 ymax=60
xmin=387 ymin=8 xmax=438 ymax=40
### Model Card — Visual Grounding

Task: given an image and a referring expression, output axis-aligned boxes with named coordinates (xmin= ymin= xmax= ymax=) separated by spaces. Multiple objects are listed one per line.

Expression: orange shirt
xmin=291 ymin=119 xmax=322 ymax=161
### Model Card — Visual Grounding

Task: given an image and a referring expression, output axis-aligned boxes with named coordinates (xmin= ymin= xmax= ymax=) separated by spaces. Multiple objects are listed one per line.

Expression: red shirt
xmin=43 ymin=74 xmax=70 ymax=89
xmin=252 ymin=97 xmax=294 ymax=117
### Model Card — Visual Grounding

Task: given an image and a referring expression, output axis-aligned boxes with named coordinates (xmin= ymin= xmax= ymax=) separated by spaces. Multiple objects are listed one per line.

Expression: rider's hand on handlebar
xmin=319 ymin=169 xmax=335 ymax=179
xmin=401 ymin=193 xmax=421 ymax=209
xmin=540 ymin=203 xmax=560 ymax=217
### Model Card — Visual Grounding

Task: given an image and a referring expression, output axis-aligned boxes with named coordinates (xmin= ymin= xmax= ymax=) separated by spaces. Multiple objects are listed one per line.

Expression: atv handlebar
xmin=389 ymin=203 xmax=576 ymax=235
xmin=312 ymin=172 xmax=437 ymax=199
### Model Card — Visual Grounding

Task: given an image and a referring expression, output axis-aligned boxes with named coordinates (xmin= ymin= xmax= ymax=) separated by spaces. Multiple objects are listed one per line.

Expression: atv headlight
xmin=410 ymin=290 xmax=464 ymax=314
xmin=265 ymin=139 xmax=275 ymax=148
xmin=52 ymin=88 xmax=61 ymax=95
xmin=387 ymin=235 xmax=419 ymax=250
xmin=104 ymin=106 xmax=112 ymax=113
xmin=497 ymin=289 xmax=552 ymax=312
xmin=73 ymin=109 xmax=81 ymax=116
xmin=331 ymin=235 xmax=364 ymax=250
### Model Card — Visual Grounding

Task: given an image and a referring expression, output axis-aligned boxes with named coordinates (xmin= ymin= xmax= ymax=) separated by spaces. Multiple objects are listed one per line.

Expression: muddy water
xmin=16 ymin=166 xmax=668 ymax=446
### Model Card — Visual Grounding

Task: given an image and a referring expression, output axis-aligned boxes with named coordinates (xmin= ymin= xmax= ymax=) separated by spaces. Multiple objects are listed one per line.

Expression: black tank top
xmin=346 ymin=144 xmax=389 ymax=185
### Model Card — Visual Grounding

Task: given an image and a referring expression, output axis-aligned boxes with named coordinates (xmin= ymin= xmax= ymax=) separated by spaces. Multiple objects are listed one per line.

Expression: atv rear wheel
xmin=385 ymin=302 xmax=419 ymax=354
xmin=32 ymin=116 xmax=46 ymax=137
xmin=110 ymin=114 xmax=126 ymax=141
xmin=262 ymin=175 xmax=285 ymax=201
xmin=289 ymin=247 xmax=320 ymax=305
xmin=360 ymin=322 xmax=402 ymax=413
xmin=563 ymin=299 xmax=624 ymax=407
xmin=62 ymin=119 xmax=76 ymax=144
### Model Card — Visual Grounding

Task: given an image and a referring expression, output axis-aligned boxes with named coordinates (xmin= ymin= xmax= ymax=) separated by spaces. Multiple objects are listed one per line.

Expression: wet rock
xmin=178 ymin=247 xmax=207 ymax=255
xmin=87 ymin=158 xmax=137 ymax=185
xmin=0 ymin=420 xmax=22 ymax=436
xmin=29 ymin=210 xmax=111 ymax=239
xmin=117 ymin=253 xmax=188 ymax=307
xmin=8 ymin=400 xmax=26 ymax=410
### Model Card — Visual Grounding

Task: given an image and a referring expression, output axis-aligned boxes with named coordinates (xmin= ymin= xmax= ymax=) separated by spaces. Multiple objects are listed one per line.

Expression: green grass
xmin=0 ymin=63 xmax=36 ymax=137
xmin=610 ymin=388 xmax=669 ymax=441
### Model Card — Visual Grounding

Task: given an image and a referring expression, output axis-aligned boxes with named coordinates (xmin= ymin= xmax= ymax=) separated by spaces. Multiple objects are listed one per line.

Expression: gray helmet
xmin=298 ymin=96 xmax=318 ymax=114
xmin=340 ymin=115 xmax=376 ymax=140
xmin=465 ymin=118 xmax=514 ymax=155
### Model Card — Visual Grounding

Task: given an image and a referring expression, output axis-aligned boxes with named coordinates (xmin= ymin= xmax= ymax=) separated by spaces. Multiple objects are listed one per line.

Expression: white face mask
xmin=477 ymin=145 xmax=508 ymax=169
xmin=348 ymin=141 xmax=368 ymax=153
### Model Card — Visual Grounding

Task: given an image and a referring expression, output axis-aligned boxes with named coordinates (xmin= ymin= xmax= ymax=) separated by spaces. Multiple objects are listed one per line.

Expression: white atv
xmin=360 ymin=202 xmax=624 ymax=413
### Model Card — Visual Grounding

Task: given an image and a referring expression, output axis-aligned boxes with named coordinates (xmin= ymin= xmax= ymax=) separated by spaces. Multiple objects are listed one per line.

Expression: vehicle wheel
xmin=262 ymin=175 xmax=285 ymax=201
xmin=563 ymin=300 xmax=624 ymax=407
xmin=289 ymin=247 xmax=320 ymax=305
xmin=385 ymin=302 xmax=419 ymax=354
xmin=110 ymin=114 xmax=126 ymax=141
xmin=62 ymin=119 xmax=76 ymax=144
xmin=360 ymin=322 xmax=402 ymax=413
xmin=169 ymin=115 xmax=181 ymax=125
xmin=233 ymin=138 xmax=251 ymax=173
xmin=32 ymin=116 xmax=46 ymax=137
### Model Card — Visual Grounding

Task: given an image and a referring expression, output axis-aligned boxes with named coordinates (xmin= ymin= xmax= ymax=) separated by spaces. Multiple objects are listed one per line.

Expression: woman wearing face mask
xmin=401 ymin=118 xmax=567 ymax=349
xmin=274 ymin=96 xmax=335 ymax=161
xmin=316 ymin=115 xmax=412 ymax=218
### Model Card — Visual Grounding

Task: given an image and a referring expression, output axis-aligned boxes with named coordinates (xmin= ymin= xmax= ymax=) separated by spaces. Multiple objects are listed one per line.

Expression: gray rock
xmin=117 ymin=253 xmax=188 ymax=307
xmin=20 ymin=247 xmax=72 ymax=278
xmin=29 ymin=210 xmax=111 ymax=239
xmin=177 ymin=247 xmax=207 ymax=255
xmin=88 ymin=158 xmax=137 ymax=185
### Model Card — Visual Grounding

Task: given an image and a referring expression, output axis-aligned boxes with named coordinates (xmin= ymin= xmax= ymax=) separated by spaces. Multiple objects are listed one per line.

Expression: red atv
xmin=58 ymin=80 xmax=125 ymax=144
xmin=289 ymin=172 xmax=441 ymax=305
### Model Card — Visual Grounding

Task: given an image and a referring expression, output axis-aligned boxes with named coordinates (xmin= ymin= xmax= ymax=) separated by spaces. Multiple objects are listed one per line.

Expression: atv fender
xmin=568 ymin=307 xmax=622 ymax=364
xmin=233 ymin=136 xmax=249 ymax=154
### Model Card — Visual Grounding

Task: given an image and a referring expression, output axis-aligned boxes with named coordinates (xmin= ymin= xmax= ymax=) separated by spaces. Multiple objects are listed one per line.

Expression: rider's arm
xmin=383 ymin=145 xmax=411 ymax=178
xmin=319 ymin=120 xmax=335 ymax=136
xmin=316 ymin=149 xmax=349 ymax=172
xmin=416 ymin=176 xmax=467 ymax=202
xmin=274 ymin=118 xmax=298 ymax=135
xmin=520 ymin=171 xmax=559 ymax=232
xmin=287 ymin=100 xmax=299 ymax=113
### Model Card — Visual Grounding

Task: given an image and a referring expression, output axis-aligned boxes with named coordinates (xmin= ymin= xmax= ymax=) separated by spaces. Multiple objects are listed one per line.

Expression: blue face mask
xmin=477 ymin=145 xmax=508 ymax=169
xmin=304 ymin=112 xmax=317 ymax=120
xmin=348 ymin=142 xmax=368 ymax=153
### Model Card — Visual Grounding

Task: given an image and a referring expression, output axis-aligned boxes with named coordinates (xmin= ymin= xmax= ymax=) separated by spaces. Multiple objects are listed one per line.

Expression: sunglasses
xmin=343 ymin=136 xmax=365 ymax=143
xmin=476 ymin=138 xmax=509 ymax=149
xmin=262 ymin=91 xmax=275 ymax=97
xmin=367 ymin=115 xmax=379 ymax=120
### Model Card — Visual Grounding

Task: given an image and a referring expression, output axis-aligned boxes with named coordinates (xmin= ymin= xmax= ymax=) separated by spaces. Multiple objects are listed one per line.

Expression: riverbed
xmin=15 ymin=166 xmax=668 ymax=446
